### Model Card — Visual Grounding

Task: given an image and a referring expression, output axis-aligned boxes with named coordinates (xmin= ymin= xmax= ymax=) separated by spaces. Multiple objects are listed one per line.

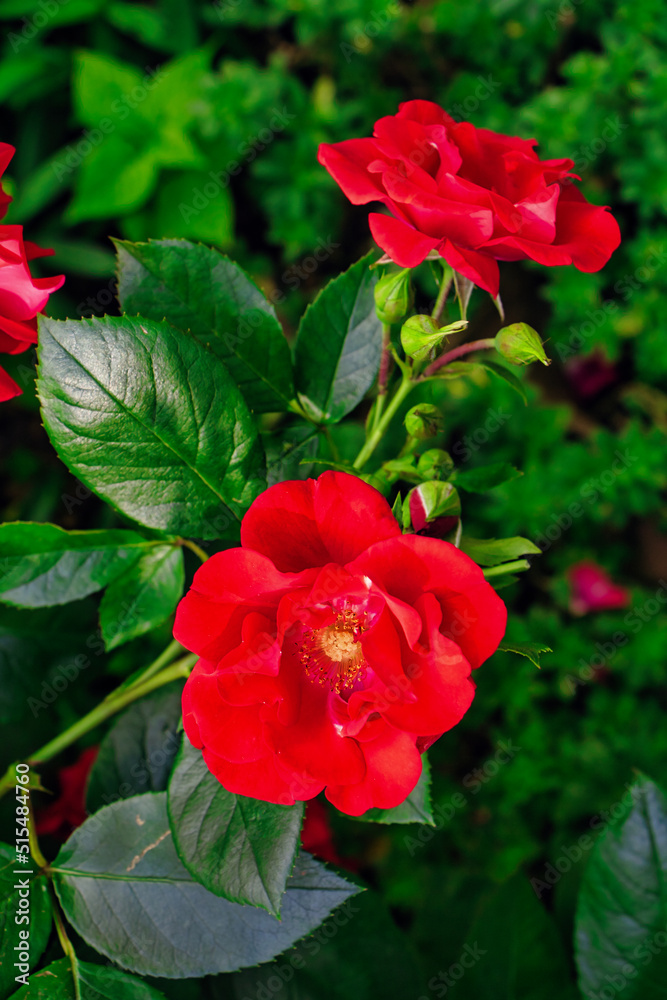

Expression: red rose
xmin=0 ymin=142 xmax=64 ymax=402
xmin=318 ymin=101 xmax=620 ymax=296
xmin=35 ymin=746 xmax=98 ymax=840
xmin=174 ymin=471 xmax=506 ymax=816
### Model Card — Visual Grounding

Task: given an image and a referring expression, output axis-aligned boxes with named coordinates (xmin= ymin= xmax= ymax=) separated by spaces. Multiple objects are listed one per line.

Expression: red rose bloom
xmin=35 ymin=746 xmax=98 ymax=841
xmin=318 ymin=101 xmax=621 ymax=296
xmin=0 ymin=142 xmax=64 ymax=402
xmin=174 ymin=471 xmax=506 ymax=816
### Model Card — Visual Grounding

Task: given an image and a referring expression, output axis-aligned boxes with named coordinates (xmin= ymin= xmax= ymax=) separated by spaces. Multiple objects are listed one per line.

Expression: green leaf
xmin=8 ymin=957 xmax=168 ymax=999
xmin=357 ymin=756 xmax=434 ymax=825
xmin=86 ymin=683 xmax=184 ymax=814
xmin=497 ymin=642 xmax=552 ymax=668
xmin=0 ymin=524 xmax=163 ymax=608
xmin=0 ymin=844 xmax=52 ymax=1000
xmin=99 ymin=545 xmax=184 ymax=650
xmin=123 ymin=170 xmax=235 ymax=247
xmin=294 ymin=252 xmax=383 ymax=423
xmin=453 ymin=463 xmax=522 ymax=493
xmin=429 ymin=360 xmax=481 ymax=380
xmin=115 ymin=239 xmax=294 ymax=413
xmin=459 ymin=536 xmax=541 ymax=567
xmin=37 ymin=315 xmax=265 ymax=541
xmin=168 ymin=738 xmax=304 ymax=916
xmin=575 ymin=776 xmax=667 ymax=1000
xmin=264 ymin=423 xmax=320 ymax=485
xmin=52 ymin=794 xmax=359 ymax=978
xmin=455 ymin=873 xmax=577 ymax=1000
xmin=479 ymin=360 xmax=527 ymax=404
xmin=231 ymin=888 xmax=423 ymax=1000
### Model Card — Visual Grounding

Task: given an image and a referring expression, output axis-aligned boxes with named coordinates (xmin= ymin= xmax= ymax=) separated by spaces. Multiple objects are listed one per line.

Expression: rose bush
xmin=174 ymin=471 xmax=506 ymax=816
xmin=0 ymin=142 xmax=64 ymax=401
xmin=318 ymin=100 xmax=621 ymax=296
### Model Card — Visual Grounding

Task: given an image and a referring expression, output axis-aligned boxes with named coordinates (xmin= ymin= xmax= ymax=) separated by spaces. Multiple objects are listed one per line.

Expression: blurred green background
xmin=1 ymin=0 xmax=667 ymax=996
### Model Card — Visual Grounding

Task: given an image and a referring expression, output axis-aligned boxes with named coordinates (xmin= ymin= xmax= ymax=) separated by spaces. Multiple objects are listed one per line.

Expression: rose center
xmin=299 ymin=609 xmax=367 ymax=695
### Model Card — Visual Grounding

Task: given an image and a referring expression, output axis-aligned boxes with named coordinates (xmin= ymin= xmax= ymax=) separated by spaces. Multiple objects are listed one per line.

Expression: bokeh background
xmin=1 ymin=1 xmax=667 ymax=997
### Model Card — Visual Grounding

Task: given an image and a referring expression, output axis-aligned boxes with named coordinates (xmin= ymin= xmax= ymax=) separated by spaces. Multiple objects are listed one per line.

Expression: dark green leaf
xmin=52 ymin=793 xmax=359 ymax=978
xmin=264 ymin=423 xmax=320 ymax=485
xmin=0 ymin=844 xmax=51 ymax=1000
xmin=8 ymin=957 xmax=167 ymax=999
xmin=456 ymin=872 xmax=577 ymax=1000
xmin=168 ymin=739 xmax=304 ymax=916
xmin=229 ymin=888 xmax=423 ymax=1000
xmin=459 ymin=536 xmax=541 ymax=567
xmin=86 ymin=683 xmax=184 ymax=814
xmin=37 ymin=315 xmax=265 ymax=540
xmin=479 ymin=360 xmax=527 ymax=404
xmin=294 ymin=252 xmax=382 ymax=423
xmin=575 ymin=776 xmax=667 ymax=1000
xmin=453 ymin=463 xmax=522 ymax=493
xmin=99 ymin=545 xmax=184 ymax=650
xmin=357 ymin=756 xmax=434 ymax=825
xmin=0 ymin=602 xmax=102 ymax=730
xmin=0 ymin=523 xmax=159 ymax=608
xmin=115 ymin=239 xmax=294 ymax=412
xmin=497 ymin=643 xmax=552 ymax=667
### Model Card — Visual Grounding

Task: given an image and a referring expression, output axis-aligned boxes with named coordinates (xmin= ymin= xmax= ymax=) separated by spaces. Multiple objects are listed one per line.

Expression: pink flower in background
xmin=0 ymin=142 xmax=64 ymax=402
xmin=567 ymin=561 xmax=630 ymax=615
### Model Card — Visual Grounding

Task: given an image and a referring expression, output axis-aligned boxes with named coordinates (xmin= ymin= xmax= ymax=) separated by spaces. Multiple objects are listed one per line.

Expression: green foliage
xmin=86 ymin=684 xmax=184 ymax=813
xmin=37 ymin=315 xmax=266 ymax=539
xmin=575 ymin=776 xmax=667 ymax=1000
xmin=0 ymin=845 xmax=51 ymax=999
xmin=0 ymin=524 xmax=160 ymax=608
xmin=52 ymin=793 xmax=359 ymax=977
xmin=116 ymin=239 xmax=294 ymax=413
xmin=294 ymin=252 xmax=382 ymax=423
xmin=3 ymin=0 xmax=667 ymax=996
xmin=168 ymin=739 xmax=304 ymax=916
xmin=9 ymin=958 xmax=168 ymax=999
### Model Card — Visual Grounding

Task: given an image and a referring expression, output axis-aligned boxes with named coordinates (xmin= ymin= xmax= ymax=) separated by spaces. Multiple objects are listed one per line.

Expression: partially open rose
xmin=318 ymin=101 xmax=620 ymax=296
xmin=175 ymin=471 xmax=506 ymax=816
xmin=0 ymin=142 xmax=64 ymax=401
